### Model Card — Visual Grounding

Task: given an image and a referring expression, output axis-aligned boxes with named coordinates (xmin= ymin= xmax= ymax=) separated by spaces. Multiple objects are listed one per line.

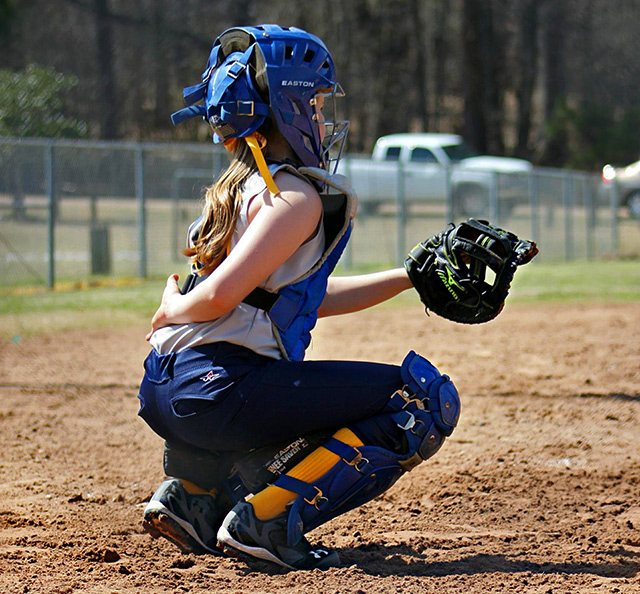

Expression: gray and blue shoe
xmin=217 ymin=501 xmax=340 ymax=570
xmin=143 ymin=478 xmax=228 ymax=555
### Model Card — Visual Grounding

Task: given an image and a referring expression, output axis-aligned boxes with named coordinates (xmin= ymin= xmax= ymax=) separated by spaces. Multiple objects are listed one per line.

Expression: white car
xmin=600 ymin=160 xmax=640 ymax=218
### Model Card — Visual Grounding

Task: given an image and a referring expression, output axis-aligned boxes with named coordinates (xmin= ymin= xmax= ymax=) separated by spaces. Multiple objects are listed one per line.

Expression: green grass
xmin=0 ymin=278 xmax=165 ymax=339
xmin=507 ymin=259 xmax=640 ymax=303
xmin=0 ymin=259 xmax=638 ymax=339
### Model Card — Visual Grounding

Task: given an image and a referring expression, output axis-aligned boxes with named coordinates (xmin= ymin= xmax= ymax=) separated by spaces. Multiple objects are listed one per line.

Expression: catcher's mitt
xmin=405 ymin=218 xmax=538 ymax=324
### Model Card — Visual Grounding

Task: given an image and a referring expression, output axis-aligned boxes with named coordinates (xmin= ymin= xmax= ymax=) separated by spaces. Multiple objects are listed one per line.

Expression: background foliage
xmin=1 ymin=0 xmax=639 ymax=169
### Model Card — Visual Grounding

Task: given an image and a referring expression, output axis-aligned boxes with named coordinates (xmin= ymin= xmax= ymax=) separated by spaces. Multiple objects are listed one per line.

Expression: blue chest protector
xmin=183 ymin=165 xmax=357 ymax=361
xmin=265 ymin=223 xmax=351 ymax=361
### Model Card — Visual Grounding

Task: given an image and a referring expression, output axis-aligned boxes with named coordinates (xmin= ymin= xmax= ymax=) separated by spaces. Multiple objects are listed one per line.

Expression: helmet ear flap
xmin=204 ymin=48 xmax=270 ymax=143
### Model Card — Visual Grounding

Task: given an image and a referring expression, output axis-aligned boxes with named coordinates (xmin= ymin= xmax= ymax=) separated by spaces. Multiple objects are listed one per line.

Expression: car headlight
xmin=602 ymin=164 xmax=616 ymax=182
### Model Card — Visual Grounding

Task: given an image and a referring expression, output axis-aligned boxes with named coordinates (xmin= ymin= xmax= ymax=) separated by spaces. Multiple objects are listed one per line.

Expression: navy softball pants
xmin=137 ymin=341 xmax=403 ymax=453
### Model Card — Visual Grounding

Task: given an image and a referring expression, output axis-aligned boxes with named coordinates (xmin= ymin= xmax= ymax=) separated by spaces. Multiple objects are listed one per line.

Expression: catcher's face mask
xmin=310 ymin=85 xmax=349 ymax=173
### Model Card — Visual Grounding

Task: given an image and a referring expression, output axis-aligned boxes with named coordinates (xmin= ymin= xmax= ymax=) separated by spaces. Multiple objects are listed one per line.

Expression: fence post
xmin=445 ymin=164 xmax=454 ymax=224
xmin=489 ymin=171 xmax=499 ymax=223
xmin=562 ymin=172 xmax=574 ymax=260
xmin=611 ymin=179 xmax=620 ymax=256
xmin=584 ymin=175 xmax=595 ymax=260
xmin=135 ymin=145 xmax=147 ymax=278
xmin=396 ymin=159 xmax=407 ymax=266
xmin=528 ymin=170 xmax=540 ymax=247
xmin=171 ymin=172 xmax=181 ymax=263
xmin=342 ymin=156 xmax=353 ymax=270
xmin=45 ymin=141 xmax=55 ymax=289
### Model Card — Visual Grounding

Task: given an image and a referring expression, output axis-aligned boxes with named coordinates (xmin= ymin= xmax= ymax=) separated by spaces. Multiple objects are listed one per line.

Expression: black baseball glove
xmin=404 ymin=219 xmax=538 ymax=324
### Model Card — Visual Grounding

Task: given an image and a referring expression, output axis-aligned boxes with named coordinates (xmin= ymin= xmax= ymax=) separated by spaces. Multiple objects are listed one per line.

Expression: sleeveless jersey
xmin=150 ymin=166 xmax=325 ymax=358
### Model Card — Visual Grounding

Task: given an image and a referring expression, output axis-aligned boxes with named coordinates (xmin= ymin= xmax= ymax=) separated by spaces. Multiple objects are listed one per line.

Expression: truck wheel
xmin=454 ymin=185 xmax=490 ymax=219
xmin=626 ymin=191 xmax=640 ymax=219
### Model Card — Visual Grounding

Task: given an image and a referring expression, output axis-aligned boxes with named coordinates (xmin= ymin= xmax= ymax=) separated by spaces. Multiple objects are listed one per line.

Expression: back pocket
xmin=170 ymin=365 xmax=233 ymax=418
xmin=143 ymin=351 xmax=175 ymax=385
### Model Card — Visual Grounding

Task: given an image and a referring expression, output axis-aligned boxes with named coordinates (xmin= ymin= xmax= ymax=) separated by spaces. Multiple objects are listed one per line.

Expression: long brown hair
xmin=183 ymin=140 xmax=257 ymax=275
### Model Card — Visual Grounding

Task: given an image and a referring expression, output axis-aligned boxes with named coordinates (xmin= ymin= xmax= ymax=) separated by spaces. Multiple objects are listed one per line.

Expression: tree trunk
xmin=410 ymin=0 xmax=429 ymax=131
xmin=152 ymin=0 xmax=169 ymax=131
xmin=461 ymin=0 xmax=504 ymax=154
xmin=515 ymin=0 xmax=538 ymax=159
xmin=432 ymin=0 xmax=449 ymax=132
xmin=94 ymin=0 xmax=118 ymax=139
xmin=540 ymin=1 xmax=568 ymax=165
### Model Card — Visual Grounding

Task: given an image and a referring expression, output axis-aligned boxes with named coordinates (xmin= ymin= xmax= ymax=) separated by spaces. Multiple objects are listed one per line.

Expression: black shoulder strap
xmin=181 ymin=273 xmax=278 ymax=313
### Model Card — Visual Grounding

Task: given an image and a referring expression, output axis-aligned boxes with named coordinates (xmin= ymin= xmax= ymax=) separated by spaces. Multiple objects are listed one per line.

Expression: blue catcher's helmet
xmin=171 ymin=24 xmax=348 ymax=171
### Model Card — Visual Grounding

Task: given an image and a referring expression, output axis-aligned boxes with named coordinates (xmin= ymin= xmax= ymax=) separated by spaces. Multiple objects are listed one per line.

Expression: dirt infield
xmin=0 ymin=301 xmax=639 ymax=593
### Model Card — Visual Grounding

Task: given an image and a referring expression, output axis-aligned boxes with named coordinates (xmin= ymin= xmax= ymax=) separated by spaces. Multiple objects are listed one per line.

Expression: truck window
xmin=410 ymin=147 xmax=437 ymax=163
xmin=384 ymin=147 xmax=401 ymax=161
xmin=441 ymin=142 xmax=479 ymax=162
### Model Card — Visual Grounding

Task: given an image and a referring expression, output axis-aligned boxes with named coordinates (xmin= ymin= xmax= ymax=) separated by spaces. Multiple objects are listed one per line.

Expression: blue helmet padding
xmin=205 ymin=48 xmax=270 ymax=143
xmin=170 ymin=24 xmax=342 ymax=168
xmin=170 ymin=43 xmax=270 ymax=143
xmin=171 ymin=105 xmax=206 ymax=126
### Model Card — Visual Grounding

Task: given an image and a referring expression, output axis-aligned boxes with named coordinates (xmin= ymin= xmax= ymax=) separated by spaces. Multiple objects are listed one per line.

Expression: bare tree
xmin=411 ymin=0 xmax=429 ymax=131
xmin=461 ymin=0 xmax=504 ymax=154
xmin=93 ymin=0 xmax=118 ymax=139
xmin=432 ymin=0 xmax=450 ymax=132
xmin=539 ymin=0 xmax=568 ymax=165
xmin=514 ymin=0 xmax=538 ymax=159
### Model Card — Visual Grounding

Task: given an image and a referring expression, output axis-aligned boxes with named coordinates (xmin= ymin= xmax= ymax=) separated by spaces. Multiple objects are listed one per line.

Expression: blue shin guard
xmin=272 ymin=351 xmax=460 ymax=543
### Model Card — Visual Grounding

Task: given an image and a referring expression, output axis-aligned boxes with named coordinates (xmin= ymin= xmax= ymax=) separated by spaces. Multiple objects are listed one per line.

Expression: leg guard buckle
xmin=303 ymin=486 xmax=328 ymax=510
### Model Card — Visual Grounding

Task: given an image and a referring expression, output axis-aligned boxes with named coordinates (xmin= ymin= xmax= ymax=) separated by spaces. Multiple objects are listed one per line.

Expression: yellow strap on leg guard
xmin=180 ymin=478 xmax=218 ymax=497
xmin=249 ymin=428 xmax=363 ymax=521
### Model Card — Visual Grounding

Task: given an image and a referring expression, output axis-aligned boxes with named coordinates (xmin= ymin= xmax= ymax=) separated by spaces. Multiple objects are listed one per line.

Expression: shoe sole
xmin=217 ymin=521 xmax=340 ymax=571
xmin=143 ymin=501 xmax=221 ymax=556
xmin=216 ymin=521 xmax=295 ymax=570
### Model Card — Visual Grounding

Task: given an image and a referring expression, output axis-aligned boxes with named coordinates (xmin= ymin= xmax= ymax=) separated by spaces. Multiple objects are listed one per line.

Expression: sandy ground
xmin=0 ymin=301 xmax=639 ymax=593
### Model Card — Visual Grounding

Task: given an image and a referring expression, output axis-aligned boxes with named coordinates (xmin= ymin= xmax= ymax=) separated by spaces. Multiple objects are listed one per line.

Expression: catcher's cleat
xmin=217 ymin=501 xmax=340 ymax=571
xmin=143 ymin=478 xmax=228 ymax=555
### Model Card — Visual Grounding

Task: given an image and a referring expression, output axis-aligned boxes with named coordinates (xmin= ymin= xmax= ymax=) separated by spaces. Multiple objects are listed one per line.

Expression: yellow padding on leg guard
xmin=179 ymin=478 xmax=218 ymax=497
xmin=250 ymin=428 xmax=364 ymax=521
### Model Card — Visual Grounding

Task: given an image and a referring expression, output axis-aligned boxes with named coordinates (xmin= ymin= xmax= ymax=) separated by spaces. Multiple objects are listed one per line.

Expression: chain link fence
xmin=0 ymin=138 xmax=637 ymax=289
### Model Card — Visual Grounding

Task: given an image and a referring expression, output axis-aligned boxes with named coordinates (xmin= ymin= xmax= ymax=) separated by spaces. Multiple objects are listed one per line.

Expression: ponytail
xmin=183 ymin=141 xmax=256 ymax=274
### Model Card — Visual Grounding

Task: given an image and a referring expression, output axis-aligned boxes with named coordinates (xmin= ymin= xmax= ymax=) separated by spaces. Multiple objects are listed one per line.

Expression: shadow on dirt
xmin=336 ymin=545 xmax=640 ymax=579
xmin=222 ymin=543 xmax=639 ymax=578
xmin=577 ymin=392 xmax=640 ymax=403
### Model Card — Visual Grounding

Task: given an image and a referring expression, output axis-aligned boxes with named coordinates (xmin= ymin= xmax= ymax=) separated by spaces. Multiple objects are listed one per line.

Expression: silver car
xmin=600 ymin=160 xmax=640 ymax=218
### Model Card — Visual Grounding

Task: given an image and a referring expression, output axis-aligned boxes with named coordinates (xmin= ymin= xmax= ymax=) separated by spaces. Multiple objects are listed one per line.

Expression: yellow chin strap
xmin=225 ymin=132 xmax=281 ymax=196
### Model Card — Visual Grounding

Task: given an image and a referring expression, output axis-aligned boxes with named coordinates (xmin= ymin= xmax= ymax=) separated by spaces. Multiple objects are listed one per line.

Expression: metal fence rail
xmin=0 ymin=137 xmax=635 ymax=289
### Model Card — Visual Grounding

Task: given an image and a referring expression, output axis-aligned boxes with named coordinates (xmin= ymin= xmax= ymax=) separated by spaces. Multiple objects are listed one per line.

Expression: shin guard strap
xmin=273 ymin=474 xmax=328 ymax=510
xmin=322 ymin=438 xmax=373 ymax=474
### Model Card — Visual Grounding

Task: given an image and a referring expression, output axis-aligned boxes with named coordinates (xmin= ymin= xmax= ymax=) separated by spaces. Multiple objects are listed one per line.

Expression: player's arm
xmin=147 ymin=173 xmax=322 ymax=338
xmin=317 ymin=268 xmax=413 ymax=318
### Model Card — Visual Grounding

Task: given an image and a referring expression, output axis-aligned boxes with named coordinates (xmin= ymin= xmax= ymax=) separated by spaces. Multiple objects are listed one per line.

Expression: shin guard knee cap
xmin=385 ymin=351 xmax=460 ymax=462
xmin=400 ymin=350 xmax=460 ymax=435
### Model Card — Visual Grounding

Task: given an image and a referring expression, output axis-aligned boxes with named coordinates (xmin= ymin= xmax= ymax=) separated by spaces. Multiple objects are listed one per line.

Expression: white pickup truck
xmin=337 ymin=133 xmax=533 ymax=217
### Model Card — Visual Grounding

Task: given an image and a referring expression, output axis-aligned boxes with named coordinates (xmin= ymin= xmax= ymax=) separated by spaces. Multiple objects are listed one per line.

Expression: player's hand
xmin=146 ymin=274 xmax=181 ymax=341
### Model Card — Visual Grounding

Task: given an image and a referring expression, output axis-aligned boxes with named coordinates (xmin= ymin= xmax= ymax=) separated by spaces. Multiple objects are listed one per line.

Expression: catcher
xmin=137 ymin=24 xmax=537 ymax=571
